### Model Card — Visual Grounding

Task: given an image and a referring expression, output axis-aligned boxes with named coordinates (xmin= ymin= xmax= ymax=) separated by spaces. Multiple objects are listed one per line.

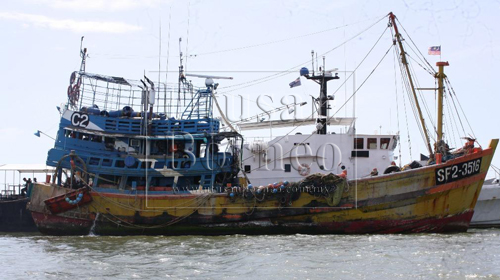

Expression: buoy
xmin=273 ymin=189 xmax=278 ymax=193
xmin=280 ymin=185 xmax=285 ymax=189
xmin=248 ymin=184 xmax=253 ymax=189
xmin=229 ymin=192 xmax=235 ymax=198
xmin=283 ymin=181 xmax=289 ymax=186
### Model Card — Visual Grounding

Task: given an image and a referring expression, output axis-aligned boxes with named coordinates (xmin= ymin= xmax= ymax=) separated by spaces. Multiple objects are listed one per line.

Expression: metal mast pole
xmin=436 ymin=61 xmax=449 ymax=143
xmin=389 ymin=12 xmax=434 ymax=158
xmin=303 ymin=58 xmax=339 ymax=135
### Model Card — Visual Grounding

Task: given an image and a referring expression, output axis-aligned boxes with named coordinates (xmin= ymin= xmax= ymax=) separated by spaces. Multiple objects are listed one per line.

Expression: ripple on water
xmin=2 ymin=229 xmax=500 ymax=279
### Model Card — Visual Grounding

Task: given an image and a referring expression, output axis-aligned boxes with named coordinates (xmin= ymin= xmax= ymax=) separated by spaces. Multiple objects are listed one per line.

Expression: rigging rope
xmin=395 ymin=17 xmax=437 ymax=74
xmin=392 ymin=46 xmax=403 ymax=166
xmin=246 ymin=43 xmax=394 ymax=171
xmin=444 ymin=94 xmax=457 ymax=148
xmin=445 ymin=77 xmax=476 ymax=139
xmin=217 ymin=15 xmax=388 ymax=94
xmin=190 ymin=16 xmax=385 ymax=57
xmin=239 ymin=24 xmax=391 ymax=166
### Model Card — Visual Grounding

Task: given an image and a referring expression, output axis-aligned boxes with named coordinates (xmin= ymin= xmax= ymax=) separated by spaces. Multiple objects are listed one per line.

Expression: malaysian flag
xmin=428 ymin=46 xmax=441 ymax=55
xmin=289 ymin=77 xmax=301 ymax=88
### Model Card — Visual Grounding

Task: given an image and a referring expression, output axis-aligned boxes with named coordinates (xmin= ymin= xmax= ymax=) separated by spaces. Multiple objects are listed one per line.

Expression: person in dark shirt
xmin=21 ymin=178 xmax=31 ymax=196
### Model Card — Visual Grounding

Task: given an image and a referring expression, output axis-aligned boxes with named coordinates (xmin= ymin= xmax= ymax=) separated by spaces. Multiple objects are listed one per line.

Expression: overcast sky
xmin=1 ymin=0 xmax=499 ymax=182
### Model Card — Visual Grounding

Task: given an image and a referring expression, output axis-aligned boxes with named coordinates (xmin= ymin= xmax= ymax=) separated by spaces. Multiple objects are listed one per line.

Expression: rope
xmin=394 ymin=44 xmax=428 ymax=149
xmin=445 ymin=77 xmax=476 ymax=139
xmin=211 ymin=91 xmax=238 ymax=133
xmin=247 ymin=42 xmax=394 ymax=172
xmin=190 ymin=16 xmax=385 ymax=57
xmin=90 ymin=192 xmax=213 ymax=229
xmin=444 ymin=92 xmax=459 ymax=148
xmin=216 ymin=15 xmax=388 ymax=94
xmin=240 ymin=24 xmax=390 ymax=165
xmin=392 ymin=46 xmax=403 ymax=166
xmin=74 ymin=165 xmax=215 ymax=212
xmin=395 ymin=17 xmax=436 ymax=74
xmin=491 ymin=165 xmax=500 ymax=177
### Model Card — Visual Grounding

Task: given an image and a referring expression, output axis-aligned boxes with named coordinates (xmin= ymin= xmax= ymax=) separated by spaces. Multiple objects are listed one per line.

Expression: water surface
xmin=2 ymin=229 xmax=500 ymax=279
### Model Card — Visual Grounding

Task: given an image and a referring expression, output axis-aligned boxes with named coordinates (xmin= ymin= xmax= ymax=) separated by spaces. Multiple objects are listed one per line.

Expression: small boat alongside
xmin=0 ymin=164 xmax=54 ymax=232
xmin=470 ymin=166 xmax=500 ymax=228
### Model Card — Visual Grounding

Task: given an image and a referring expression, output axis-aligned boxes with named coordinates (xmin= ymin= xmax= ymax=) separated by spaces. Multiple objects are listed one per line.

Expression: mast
xmin=79 ymin=36 xmax=87 ymax=73
xmin=389 ymin=12 xmax=434 ymax=158
xmin=436 ymin=61 xmax=449 ymax=144
xmin=301 ymin=58 xmax=339 ymax=135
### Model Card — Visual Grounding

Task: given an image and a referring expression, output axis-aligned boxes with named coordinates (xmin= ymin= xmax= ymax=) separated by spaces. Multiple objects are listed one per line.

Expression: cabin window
xmin=381 ymin=138 xmax=391 ymax=149
xmin=354 ymin=138 xmax=364 ymax=149
xmin=97 ymin=175 xmax=119 ymax=188
xmin=367 ymin=138 xmax=377 ymax=149
xmin=284 ymin=164 xmax=291 ymax=172
xmin=392 ymin=136 xmax=398 ymax=149
xmin=244 ymin=165 xmax=251 ymax=173
xmin=102 ymin=158 xmax=112 ymax=167
xmin=199 ymin=144 xmax=207 ymax=157
xmin=92 ymin=135 xmax=102 ymax=142
xmin=79 ymin=133 xmax=91 ymax=141
xmin=89 ymin=157 xmax=100 ymax=166
xmin=130 ymin=139 xmax=140 ymax=148
xmin=104 ymin=137 xmax=115 ymax=150
xmin=154 ymin=140 xmax=167 ymax=154
xmin=352 ymin=151 xmax=369 ymax=158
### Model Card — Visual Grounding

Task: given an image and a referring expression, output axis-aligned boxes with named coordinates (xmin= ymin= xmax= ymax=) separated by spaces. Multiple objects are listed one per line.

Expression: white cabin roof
xmin=0 ymin=164 xmax=55 ymax=174
xmin=237 ymin=117 xmax=355 ymax=131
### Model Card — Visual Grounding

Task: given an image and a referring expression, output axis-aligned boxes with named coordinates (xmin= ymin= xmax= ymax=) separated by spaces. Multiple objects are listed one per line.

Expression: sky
xmin=1 ymin=0 xmax=499 ymax=184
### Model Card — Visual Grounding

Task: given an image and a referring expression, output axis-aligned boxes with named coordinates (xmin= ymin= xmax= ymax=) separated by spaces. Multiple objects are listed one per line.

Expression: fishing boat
xmin=28 ymin=13 xmax=497 ymax=235
xmin=470 ymin=166 xmax=500 ymax=228
xmin=0 ymin=164 xmax=53 ymax=232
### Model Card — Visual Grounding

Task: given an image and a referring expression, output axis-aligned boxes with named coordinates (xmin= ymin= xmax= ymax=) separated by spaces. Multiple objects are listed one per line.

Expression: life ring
xmin=298 ymin=163 xmax=311 ymax=176
xmin=70 ymin=85 xmax=80 ymax=106
xmin=68 ymin=79 xmax=81 ymax=106
xmin=383 ymin=165 xmax=401 ymax=174
xmin=69 ymin=71 xmax=76 ymax=85
xmin=67 ymin=85 xmax=73 ymax=99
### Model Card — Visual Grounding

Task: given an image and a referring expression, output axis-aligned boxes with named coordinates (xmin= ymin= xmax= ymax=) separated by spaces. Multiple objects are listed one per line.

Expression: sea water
xmin=1 ymin=229 xmax=500 ymax=279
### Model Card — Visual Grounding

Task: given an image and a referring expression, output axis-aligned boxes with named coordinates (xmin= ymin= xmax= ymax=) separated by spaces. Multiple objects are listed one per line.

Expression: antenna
xmin=322 ymin=56 xmax=326 ymax=75
xmin=79 ymin=36 xmax=87 ymax=73
xmin=157 ymin=17 xmax=161 ymax=113
xmin=164 ymin=6 xmax=172 ymax=117
xmin=300 ymin=56 xmax=340 ymax=134
xmin=177 ymin=37 xmax=184 ymax=117
xmin=311 ymin=50 xmax=315 ymax=76
xmin=315 ymin=53 xmax=318 ymax=73
xmin=178 ymin=38 xmax=185 ymax=84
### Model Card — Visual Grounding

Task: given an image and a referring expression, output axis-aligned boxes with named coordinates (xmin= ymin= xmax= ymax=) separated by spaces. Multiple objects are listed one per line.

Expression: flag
xmin=289 ymin=77 xmax=301 ymax=88
xmin=428 ymin=46 xmax=441 ymax=55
